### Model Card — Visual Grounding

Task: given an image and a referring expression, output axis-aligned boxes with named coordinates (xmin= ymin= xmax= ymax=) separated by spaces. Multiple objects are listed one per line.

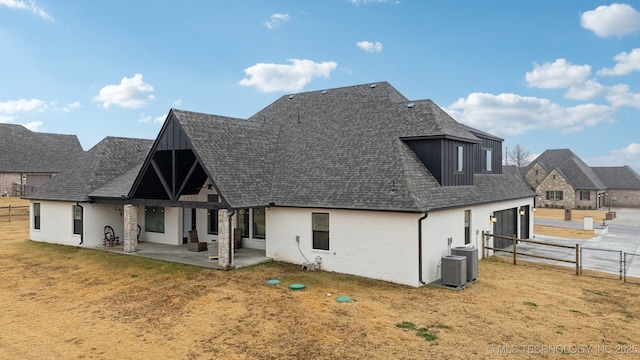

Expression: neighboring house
xmin=592 ymin=166 xmax=640 ymax=208
xmin=0 ymin=123 xmax=84 ymax=196
xmin=523 ymin=149 xmax=640 ymax=209
xmin=26 ymin=82 xmax=534 ymax=287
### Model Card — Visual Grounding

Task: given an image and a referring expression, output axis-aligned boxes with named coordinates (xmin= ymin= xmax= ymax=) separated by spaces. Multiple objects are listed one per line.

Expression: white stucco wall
xmin=266 ymin=198 xmax=533 ymax=287
xmin=29 ymin=201 xmax=123 ymax=247
xmin=267 ymin=207 xmax=421 ymax=286
xmin=137 ymin=206 xmax=182 ymax=245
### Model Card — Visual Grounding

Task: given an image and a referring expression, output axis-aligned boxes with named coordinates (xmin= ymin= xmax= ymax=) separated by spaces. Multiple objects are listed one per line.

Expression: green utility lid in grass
xmin=265 ymin=279 xmax=281 ymax=285
xmin=335 ymin=296 xmax=353 ymax=303
xmin=289 ymin=283 xmax=306 ymax=290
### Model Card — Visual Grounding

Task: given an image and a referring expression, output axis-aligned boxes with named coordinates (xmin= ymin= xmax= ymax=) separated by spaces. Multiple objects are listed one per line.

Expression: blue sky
xmin=1 ymin=1 xmax=640 ymax=172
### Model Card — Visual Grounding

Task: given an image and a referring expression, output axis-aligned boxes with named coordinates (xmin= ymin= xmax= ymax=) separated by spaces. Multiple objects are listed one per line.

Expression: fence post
xmin=481 ymin=231 xmax=485 ymax=258
xmin=8 ymin=205 xmax=11 ymax=222
xmin=575 ymin=244 xmax=580 ymax=276
xmin=620 ymin=251 xmax=623 ymax=281
xmin=512 ymin=235 xmax=517 ymax=265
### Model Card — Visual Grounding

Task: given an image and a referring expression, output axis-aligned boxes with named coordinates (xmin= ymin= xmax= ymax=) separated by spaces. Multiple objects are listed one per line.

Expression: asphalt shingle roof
xmin=0 ymin=123 xmax=83 ymax=173
xmin=26 ymin=137 xmax=153 ymax=201
xmin=592 ymin=166 xmax=640 ymax=190
xmin=171 ymin=81 xmax=532 ymax=211
xmin=526 ymin=149 xmax=606 ymax=190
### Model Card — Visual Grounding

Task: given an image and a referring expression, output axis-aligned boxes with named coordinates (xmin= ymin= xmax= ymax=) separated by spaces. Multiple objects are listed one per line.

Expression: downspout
xmin=76 ymin=202 xmax=84 ymax=246
xmin=418 ymin=212 xmax=428 ymax=285
xmin=227 ymin=208 xmax=235 ymax=270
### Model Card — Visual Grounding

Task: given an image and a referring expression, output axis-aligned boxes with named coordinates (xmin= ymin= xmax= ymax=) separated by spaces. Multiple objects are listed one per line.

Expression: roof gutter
xmin=418 ymin=212 xmax=428 ymax=285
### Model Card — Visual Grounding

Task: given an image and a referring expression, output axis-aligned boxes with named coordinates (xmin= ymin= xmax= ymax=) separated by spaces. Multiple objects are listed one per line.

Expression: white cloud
xmin=0 ymin=0 xmax=53 ymax=20
xmin=597 ymin=48 xmax=640 ymax=76
xmin=356 ymin=41 xmax=383 ymax=53
xmin=265 ymin=13 xmax=290 ymax=29
xmin=525 ymin=58 xmax=591 ymax=89
xmin=56 ymin=101 xmax=81 ymax=113
xmin=154 ymin=114 xmax=167 ymax=123
xmin=239 ymin=59 xmax=338 ymax=93
xmin=0 ymin=98 xmax=46 ymax=114
xmin=172 ymin=97 xmax=182 ymax=107
xmin=565 ymin=79 xmax=606 ymax=100
xmin=581 ymin=3 xmax=640 ymax=37
xmin=445 ymin=92 xmax=615 ymax=136
xmin=587 ymin=143 xmax=640 ymax=170
xmin=605 ymin=84 xmax=640 ymax=109
xmin=92 ymin=74 xmax=155 ymax=109
xmin=21 ymin=120 xmax=43 ymax=131
xmin=0 ymin=115 xmax=15 ymax=123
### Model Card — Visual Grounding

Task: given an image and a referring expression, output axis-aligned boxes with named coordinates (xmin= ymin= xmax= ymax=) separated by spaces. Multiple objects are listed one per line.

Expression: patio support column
xmin=217 ymin=209 xmax=232 ymax=269
xmin=123 ymin=204 xmax=138 ymax=253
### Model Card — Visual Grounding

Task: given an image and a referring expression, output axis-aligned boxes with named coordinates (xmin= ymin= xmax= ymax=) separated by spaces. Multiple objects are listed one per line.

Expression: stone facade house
xmin=523 ymin=149 xmax=640 ymax=209
xmin=0 ymin=123 xmax=83 ymax=196
xmin=26 ymin=82 xmax=535 ymax=287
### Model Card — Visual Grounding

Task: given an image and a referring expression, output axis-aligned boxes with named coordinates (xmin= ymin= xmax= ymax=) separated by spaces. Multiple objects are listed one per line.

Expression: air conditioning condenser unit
xmin=441 ymin=255 xmax=466 ymax=287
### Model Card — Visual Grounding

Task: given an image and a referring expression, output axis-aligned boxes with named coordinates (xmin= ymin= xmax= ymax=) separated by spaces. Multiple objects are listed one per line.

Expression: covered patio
xmin=93 ymin=242 xmax=272 ymax=269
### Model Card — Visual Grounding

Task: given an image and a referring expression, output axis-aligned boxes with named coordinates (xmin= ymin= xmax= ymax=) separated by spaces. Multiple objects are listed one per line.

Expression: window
xmin=238 ymin=209 xmax=249 ymax=237
xmin=145 ymin=206 xmax=165 ymax=233
xmin=546 ymin=191 xmax=563 ymax=200
xmin=72 ymin=205 xmax=83 ymax=235
xmin=33 ymin=203 xmax=40 ymax=230
xmin=312 ymin=213 xmax=329 ymax=250
xmin=483 ymin=149 xmax=492 ymax=172
xmin=207 ymin=194 xmax=219 ymax=235
xmin=580 ymin=191 xmax=590 ymax=201
xmin=253 ymin=207 xmax=266 ymax=239
xmin=464 ymin=210 xmax=471 ymax=244
xmin=455 ymin=145 xmax=463 ymax=172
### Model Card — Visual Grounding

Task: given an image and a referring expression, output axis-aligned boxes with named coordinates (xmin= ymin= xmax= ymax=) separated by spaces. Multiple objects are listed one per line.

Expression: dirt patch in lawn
xmin=1 ymin=198 xmax=639 ymax=359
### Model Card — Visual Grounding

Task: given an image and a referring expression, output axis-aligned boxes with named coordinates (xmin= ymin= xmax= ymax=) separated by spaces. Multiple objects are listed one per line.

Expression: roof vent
xmin=288 ymin=95 xmax=295 ymax=99
xmin=370 ymin=83 xmax=377 ymax=88
xmin=321 ymin=90 xmax=327 ymax=95
xmin=407 ymin=102 xmax=415 ymax=108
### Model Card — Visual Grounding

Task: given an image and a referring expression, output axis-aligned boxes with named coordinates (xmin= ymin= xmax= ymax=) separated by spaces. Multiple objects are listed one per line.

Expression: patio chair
xmin=187 ymin=229 xmax=207 ymax=252
xmin=103 ymin=225 xmax=119 ymax=247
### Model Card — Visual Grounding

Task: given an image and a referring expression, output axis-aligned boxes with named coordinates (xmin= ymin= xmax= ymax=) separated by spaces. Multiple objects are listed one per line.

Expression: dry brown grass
xmin=533 ymin=208 xmax=606 ymax=239
xmin=1 ymin=198 xmax=640 ymax=359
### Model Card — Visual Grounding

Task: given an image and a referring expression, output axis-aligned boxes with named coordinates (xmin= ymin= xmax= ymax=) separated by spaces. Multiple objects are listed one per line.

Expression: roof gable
xmin=0 ymin=123 xmax=84 ymax=173
xmin=27 ymin=137 xmax=153 ymax=201
xmin=592 ymin=166 xmax=640 ymax=189
xmin=528 ymin=149 xmax=606 ymax=189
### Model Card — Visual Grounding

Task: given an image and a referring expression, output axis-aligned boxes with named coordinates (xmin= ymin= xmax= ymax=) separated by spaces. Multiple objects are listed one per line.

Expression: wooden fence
xmin=482 ymin=232 xmax=580 ymax=276
xmin=0 ymin=205 xmax=29 ymax=222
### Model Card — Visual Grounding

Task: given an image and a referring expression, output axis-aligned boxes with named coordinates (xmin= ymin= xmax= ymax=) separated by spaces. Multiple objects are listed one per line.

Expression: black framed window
xmin=238 ymin=209 xmax=249 ymax=237
xmin=483 ymin=148 xmax=492 ymax=172
xmin=253 ymin=207 xmax=266 ymax=239
xmin=72 ymin=205 xmax=82 ymax=235
xmin=580 ymin=191 xmax=590 ymax=200
xmin=312 ymin=213 xmax=329 ymax=251
xmin=33 ymin=203 xmax=40 ymax=230
xmin=546 ymin=191 xmax=563 ymax=200
xmin=145 ymin=206 xmax=165 ymax=233
xmin=464 ymin=210 xmax=471 ymax=244
xmin=455 ymin=145 xmax=464 ymax=172
xmin=207 ymin=194 xmax=219 ymax=235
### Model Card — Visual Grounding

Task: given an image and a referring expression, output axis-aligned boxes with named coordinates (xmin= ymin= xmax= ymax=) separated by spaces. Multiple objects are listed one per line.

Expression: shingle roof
xmin=526 ymin=149 xmax=606 ymax=189
xmin=0 ymin=123 xmax=83 ymax=173
xmin=172 ymin=81 xmax=532 ymax=211
xmin=26 ymin=137 xmax=153 ymax=201
xmin=592 ymin=166 xmax=640 ymax=190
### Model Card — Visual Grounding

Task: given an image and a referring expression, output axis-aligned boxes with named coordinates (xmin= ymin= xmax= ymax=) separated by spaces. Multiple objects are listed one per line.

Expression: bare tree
xmin=507 ymin=144 xmax=531 ymax=167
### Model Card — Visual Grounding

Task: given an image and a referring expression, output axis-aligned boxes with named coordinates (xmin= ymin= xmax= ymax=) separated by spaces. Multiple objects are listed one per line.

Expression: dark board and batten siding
xmin=156 ymin=115 xmax=191 ymax=151
xmin=472 ymin=137 xmax=502 ymax=174
xmin=404 ymin=139 xmax=474 ymax=186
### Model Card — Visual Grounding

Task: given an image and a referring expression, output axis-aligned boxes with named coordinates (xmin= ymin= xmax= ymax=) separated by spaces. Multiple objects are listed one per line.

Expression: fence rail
xmin=482 ymin=232 xmax=580 ymax=275
xmin=483 ymin=232 xmax=640 ymax=284
xmin=0 ymin=205 xmax=29 ymax=222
